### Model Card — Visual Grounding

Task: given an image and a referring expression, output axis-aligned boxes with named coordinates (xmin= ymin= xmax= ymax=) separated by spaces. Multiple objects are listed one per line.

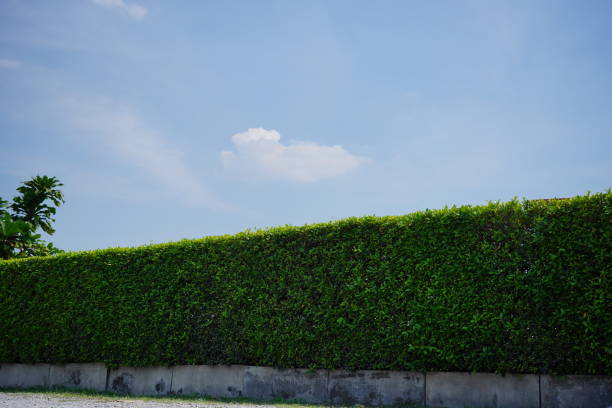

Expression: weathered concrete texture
xmin=243 ymin=366 xmax=328 ymax=403
xmin=171 ymin=365 xmax=244 ymax=398
xmin=270 ymin=367 xmax=328 ymax=403
xmin=2 ymin=363 xmax=612 ymax=407
xmin=328 ymin=370 xmax=425 ymax=406
xmin=426 ymin=372 xmax=539 ymax=408
xmin=0 ymin=364 xmax=50 ymax=388
xmin=541 ymin=375 xmax=612 ymax=408
xmin=107 ymin=366 xmax=172 ymax=396
xmin=49 ymin=363 xmax=107 ymax=391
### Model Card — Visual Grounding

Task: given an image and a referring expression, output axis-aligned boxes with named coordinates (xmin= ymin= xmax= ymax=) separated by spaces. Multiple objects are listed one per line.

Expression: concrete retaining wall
xmin=108 ymin=366 xmax=173 ymax=396
xmin=0 ymin=364 xmax=50 ymax=388
xmin=172 ymin=364 xmax=245 ymax=398
xmin=426 ymin=372 xmax=539 ymax=408
xmin=541 ymin=375 xmax=612 ymax=408
xmin=329 ymin=370 xmax=424 ymax=405
xmin=49 ymin=363 xmax=107 ymax=392
xmin=0 ymin=363 xmax=610 ymax=407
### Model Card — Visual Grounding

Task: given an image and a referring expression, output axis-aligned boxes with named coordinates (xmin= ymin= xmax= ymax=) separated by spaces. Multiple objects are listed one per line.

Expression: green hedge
xmin=0 ymin=192 xmax=610 ymax=375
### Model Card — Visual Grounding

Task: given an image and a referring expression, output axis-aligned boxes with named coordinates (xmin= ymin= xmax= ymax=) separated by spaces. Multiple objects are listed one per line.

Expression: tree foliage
xmin=0 ymin=175 xmax=64 ymax=259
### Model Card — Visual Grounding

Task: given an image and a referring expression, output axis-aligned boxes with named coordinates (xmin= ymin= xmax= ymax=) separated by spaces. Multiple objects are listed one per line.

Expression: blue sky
xmin=1 ymin=0 xmax=611 ymax=252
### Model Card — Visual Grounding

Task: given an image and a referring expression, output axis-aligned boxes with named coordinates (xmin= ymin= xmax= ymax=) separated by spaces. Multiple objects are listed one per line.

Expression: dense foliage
xmin=0 ymin=192 xmax=610 ymax=375
xmin=0 ymin=175 xmax=64 ymax=259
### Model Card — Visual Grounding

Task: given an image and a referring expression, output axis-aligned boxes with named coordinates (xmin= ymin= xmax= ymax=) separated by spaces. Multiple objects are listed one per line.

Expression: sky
xmin=1 ymin=0 xmax=611 ymax=252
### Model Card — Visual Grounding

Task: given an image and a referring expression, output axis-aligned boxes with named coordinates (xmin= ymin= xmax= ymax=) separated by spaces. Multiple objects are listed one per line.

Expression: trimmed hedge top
xmin=1 ymin=192 xmax=610 ymax=375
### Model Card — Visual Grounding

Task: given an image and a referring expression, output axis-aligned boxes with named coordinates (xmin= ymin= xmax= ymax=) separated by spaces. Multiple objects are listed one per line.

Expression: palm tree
xmin=10 ymin=175 xmax=65 ymax=234
xmin=0 ymin=175 xmax=64 ymax=259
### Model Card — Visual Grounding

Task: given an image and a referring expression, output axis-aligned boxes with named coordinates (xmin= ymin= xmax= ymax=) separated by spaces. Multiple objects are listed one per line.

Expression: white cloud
xmin=62 ymin=96 xmax=226 ymax=209
xmin=0 ymin=59 xmax=21 ymax=69
xmin=221 ymin=128 xmax=368 ymax=183
xmin=92 ymin=0 xmax=147 ymax=19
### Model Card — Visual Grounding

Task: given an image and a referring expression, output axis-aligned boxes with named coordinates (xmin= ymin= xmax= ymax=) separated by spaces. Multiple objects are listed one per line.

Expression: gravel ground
xmin=0 ymin=392 xmax=277 ymax=408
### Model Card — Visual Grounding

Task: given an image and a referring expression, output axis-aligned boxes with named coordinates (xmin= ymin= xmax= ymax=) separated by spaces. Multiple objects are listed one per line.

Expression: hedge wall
xmin=0 ymin=192 xmax=610 ymax=375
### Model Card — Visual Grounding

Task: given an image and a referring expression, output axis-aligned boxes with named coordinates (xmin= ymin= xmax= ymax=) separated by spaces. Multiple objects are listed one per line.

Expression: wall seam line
xmin=47 ymin=364 xmax=51 ymax=389
xmin=242 ymin=366 xmax=246 ymax=398
xmin=169 ymin=367 xmax=174 ymax=394
xmin=104 ymin=366 xmax=110 ymax=392
xmin=423 ymin=372 xmax=427 ymax=408
xmin=326 ymin=369 xmax=330 ymax=404
xmin=538 ymin=374 xmax=542 ymax=408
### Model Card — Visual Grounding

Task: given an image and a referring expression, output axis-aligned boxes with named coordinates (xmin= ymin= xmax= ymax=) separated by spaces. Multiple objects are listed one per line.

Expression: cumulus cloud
xmin=221 ymin=128 xmax=368 ymax=183
xmin=0 ymin=59 xmax=21 ymax=69
xmin=92 ymin=0 xmax=147 ymax=19
xmin=62 ymin=96 xmax=226 ymax=209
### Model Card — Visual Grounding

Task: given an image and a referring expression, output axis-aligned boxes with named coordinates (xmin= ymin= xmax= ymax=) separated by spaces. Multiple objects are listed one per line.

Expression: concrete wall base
xmin=108 ymin=366 xmax=172 ymax=396
xmin=426 ymin=372 xmax=539 ymax=408
xmin=172 ymin=365 xmax=245 ymax=398
xmin=49 ymin=363 xmax=107 ymax=392
xmin=0 ymin=364 xmax=50 ymax=388
xmin=1 ymin=363 xmax=610 ymax=407
xmin=541 ymin=375 xmax=612 ymax=408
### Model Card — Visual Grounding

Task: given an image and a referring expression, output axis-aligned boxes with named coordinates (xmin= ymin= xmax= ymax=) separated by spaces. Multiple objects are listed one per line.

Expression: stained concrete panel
xmin=541 ymin=375 xmax=612 ymax=408
xmin=243 ymin=366 xmax=328 ymax=403
xmin=2 ymin=363 xmax=611 ymax=408
xmin=328 ymin=370 xmax=425 ymax=406
xmin=49 ymin=363 xmax=107 ymax=391
xmin=171 ymin=365 xmax=245 ymax=398
xmin=243 ymin=366 xmax=274 ymax=400
xmin=107 ymin=366 xmax=172 ymax=396
xmin=0 ymin=363 xmax=50 ymax=388
xmin=426 ymin=372 xmax=539 ymax=408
